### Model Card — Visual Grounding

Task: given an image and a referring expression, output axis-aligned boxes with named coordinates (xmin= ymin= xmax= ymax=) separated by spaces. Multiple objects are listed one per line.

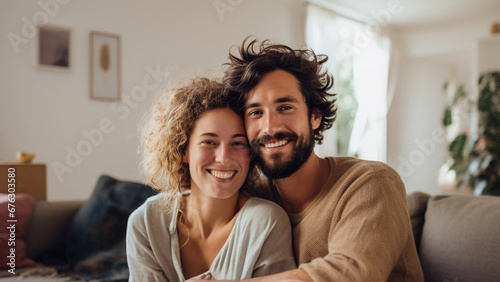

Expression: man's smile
xmin=262 ymin=139 xmax=290 ymax=149
xmin=252 ymin=132 xmax=298 ymax=152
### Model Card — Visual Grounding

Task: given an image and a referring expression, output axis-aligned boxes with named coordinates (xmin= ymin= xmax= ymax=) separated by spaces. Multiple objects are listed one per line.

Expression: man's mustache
xmin=251 ymin=132 xmax=298 ymax=148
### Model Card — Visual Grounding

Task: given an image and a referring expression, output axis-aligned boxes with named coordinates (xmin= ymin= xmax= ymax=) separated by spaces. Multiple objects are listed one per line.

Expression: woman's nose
xmin=215 ymin=145 xmax=231 ymax=164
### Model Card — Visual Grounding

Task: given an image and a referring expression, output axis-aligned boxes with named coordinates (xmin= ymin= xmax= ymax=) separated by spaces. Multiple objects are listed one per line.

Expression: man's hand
xmin=185 ymin=268 xmax=312 ymax=282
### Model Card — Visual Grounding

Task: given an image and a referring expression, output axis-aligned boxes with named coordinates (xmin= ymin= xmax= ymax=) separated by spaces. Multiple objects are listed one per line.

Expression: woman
xmin=126 ymin=77 xmax=296 ymax=281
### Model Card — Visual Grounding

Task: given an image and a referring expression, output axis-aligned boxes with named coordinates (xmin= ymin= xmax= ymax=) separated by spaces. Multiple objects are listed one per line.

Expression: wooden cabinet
xmin=0 ymin=162 xmax=47 ymax=201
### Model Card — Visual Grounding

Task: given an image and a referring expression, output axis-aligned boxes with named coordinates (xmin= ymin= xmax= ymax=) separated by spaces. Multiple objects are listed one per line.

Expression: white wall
xmin=387 ymin=17 xmax=499 ymax=195
xmin=387 ymin=56 xmax=450 ymax=195
xmin=0 ymin=0 xmax=305 ymax=201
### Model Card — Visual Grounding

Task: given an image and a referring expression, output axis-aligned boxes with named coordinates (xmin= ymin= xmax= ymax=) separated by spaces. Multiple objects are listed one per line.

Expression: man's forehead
xmin=245 ymin=90 xmax=305 ymax=108
xmin=243 ymin=69 xmax=306 ymax=108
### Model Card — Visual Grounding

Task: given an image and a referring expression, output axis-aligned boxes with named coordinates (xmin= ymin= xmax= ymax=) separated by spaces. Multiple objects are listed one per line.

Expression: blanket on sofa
xmin=39 ymin=175 xmax=157 ymax=281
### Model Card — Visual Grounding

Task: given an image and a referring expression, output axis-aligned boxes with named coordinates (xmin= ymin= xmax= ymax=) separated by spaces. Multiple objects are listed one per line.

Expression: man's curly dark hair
xmin=222 ymin=36 xmax=337 ymax=144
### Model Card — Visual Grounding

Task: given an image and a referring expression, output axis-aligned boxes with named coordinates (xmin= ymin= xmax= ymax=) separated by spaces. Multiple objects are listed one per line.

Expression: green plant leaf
xmin=443 ymin=81 xmax=448 ymax=91
xmin=448 ymin=133 xmax=467 ymax=160
xmin=443 ymin=105 xmax=453 ymax=126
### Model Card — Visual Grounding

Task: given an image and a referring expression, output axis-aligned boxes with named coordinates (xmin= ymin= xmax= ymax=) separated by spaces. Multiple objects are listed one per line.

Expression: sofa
xmin=0 ymin=175 xmax=157 ymax=282
xmin=407 ymin=192 xmax=500 ymax=281
xmin=2 ymin=188 xmax=500 ymax=281
xmin=0 ymin=200 xmax=85 ymax=282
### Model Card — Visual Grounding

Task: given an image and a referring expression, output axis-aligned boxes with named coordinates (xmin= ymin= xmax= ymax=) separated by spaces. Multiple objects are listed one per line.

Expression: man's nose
xmin=261 ymin=111 xmax=282 ymax=136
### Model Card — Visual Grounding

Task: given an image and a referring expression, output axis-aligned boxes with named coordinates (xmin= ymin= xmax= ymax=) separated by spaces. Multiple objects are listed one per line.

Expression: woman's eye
xmin=233 ymin=141 xmax=248 ymax=147
xmin=201 ymin=140 xmax=216 ymax=145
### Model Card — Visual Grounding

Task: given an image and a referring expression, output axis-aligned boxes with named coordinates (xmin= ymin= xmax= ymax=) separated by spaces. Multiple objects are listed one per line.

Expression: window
xmin=306 ymin=4 xmax=390 ymax=162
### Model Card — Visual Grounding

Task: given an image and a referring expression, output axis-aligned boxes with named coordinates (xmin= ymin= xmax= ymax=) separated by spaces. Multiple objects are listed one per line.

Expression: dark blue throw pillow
xmin=64 ymin=174 xmax=157 ymax=281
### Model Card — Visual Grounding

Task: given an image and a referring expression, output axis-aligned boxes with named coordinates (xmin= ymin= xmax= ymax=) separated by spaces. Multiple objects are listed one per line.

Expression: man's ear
xmin=311 ymin=109 xmax=322 ymax=130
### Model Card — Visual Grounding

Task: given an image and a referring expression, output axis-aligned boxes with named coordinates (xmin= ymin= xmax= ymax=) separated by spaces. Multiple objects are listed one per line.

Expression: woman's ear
xmin=182 ymin=150 xmax=189 ymax=164
xmin=311 ymin=109 xmax=322 ymax=130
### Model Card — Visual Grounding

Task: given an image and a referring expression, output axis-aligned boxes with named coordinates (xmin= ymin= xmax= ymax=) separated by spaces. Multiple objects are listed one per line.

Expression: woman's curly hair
xmin=223 ymin=37 xmax=337 ymax=144
xmin=141 ymin=77 xmax=257 ymax=202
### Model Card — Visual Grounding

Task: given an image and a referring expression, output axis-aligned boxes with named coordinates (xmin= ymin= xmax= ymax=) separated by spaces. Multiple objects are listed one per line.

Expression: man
xmin=222 ymin=37 xmax=424 ymax=281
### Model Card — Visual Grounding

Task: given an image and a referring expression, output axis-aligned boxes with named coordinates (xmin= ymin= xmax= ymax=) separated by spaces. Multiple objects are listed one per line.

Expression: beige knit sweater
xmin=289 ymin=157 xmax=424 ymax=281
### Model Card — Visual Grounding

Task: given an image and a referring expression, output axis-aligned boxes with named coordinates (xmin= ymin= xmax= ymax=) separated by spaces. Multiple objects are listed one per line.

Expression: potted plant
xmin=469 ymin=71 xmax=500 ymax=195
xmin=441 ymin=71 xmax=500 ymax=195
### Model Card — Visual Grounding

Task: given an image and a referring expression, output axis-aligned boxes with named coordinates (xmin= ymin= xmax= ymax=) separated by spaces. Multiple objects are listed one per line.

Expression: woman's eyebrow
xmin=199 ymin=133 xmax=247 ymax=139
xmin=199 ymin=132 xmax=218 ymax=137
xmin=232 ymin=134 xmax=247 ymax=139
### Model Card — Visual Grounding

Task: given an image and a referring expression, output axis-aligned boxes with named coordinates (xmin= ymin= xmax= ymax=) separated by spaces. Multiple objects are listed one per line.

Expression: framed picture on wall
xmin=37 ymin=25 xmax=72 ymax=72
xmin=89 ymin=31 xmax=121 ymax=102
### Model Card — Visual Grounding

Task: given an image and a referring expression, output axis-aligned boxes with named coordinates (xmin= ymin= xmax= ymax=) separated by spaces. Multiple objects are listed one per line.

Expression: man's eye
xmin=279 ymin=105 xmax=292 ymax=111
xmin=248 ymin=110 xmax=262 ymax=116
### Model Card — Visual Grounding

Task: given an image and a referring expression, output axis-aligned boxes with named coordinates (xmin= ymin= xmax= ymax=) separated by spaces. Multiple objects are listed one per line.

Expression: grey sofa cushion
xmin=419 ymin=194 xmax=500 ymax=282
xmin=25 ymin=200 xmax=85 ymax=259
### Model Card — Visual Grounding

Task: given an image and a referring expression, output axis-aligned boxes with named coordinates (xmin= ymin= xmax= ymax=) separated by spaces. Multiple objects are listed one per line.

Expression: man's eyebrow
xmin=244 ymin=96 xmax=300 ymax=111
xmin=244 ymin=102 xmax=260 ymax=111
xmin=276 ymin=97 xmax=299 ymax=103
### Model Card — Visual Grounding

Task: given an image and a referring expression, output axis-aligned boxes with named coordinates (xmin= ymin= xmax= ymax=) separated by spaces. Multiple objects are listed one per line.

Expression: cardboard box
xmin=0 ymin=162 xmax=47 ymax=201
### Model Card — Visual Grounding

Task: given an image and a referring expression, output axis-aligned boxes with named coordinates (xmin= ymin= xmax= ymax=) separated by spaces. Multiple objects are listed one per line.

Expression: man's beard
xmin=250 ymin=125 xmax=315 ymax=179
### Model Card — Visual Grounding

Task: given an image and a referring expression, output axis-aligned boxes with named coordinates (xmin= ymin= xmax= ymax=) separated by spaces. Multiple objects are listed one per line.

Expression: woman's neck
xmin=182 ymin=192 xmax=241 ymax=238
xmin=177 ymin=191 xmax=249 ymax=279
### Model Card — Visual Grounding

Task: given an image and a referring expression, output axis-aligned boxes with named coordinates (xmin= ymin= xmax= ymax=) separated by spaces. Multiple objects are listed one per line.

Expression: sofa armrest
xmin=406 ymin=191 xmax=431 ymax=252
xmin=25 ymin=200 xmax=85 ymax=259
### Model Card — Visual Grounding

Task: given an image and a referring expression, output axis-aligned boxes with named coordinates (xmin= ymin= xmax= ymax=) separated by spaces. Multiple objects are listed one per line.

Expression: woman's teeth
xmin=210 ymin=170 xmax=235 ymax=179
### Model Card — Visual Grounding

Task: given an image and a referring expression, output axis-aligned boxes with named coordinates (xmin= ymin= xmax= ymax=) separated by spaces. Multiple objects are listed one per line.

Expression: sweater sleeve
xmin=252 ymin=201 xmax=297 ymax=277
xmin=300 ymin=168 xmax=413 ymax=281
xmin=126 ymin=206 xmax=169 ymax=282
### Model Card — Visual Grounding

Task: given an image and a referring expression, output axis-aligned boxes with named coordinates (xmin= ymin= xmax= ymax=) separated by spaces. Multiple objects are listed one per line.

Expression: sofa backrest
xmin=25 ymin=200 xmax=85 ymax=259
xmin=408 ymin=192 xmax=500 ymax=282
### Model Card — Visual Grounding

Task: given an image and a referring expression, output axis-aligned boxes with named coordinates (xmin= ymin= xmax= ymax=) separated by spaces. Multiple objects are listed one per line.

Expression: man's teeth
xmin=264 ymin=140 xmax=288 ymax=148
xmin=210 ymin=170 xmax=235 ymax=179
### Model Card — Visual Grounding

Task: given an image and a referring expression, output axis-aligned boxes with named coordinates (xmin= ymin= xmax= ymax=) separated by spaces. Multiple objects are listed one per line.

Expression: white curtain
xmin=306 ymin=3 xmax=393 ymax=162
xmin=348 ymin=36 xmax=390 ymax=162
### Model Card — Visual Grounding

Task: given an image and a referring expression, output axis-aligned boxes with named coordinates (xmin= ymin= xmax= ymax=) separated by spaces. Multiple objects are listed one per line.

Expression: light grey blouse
xmin=126 ymin=194 xmax=296 ymax=281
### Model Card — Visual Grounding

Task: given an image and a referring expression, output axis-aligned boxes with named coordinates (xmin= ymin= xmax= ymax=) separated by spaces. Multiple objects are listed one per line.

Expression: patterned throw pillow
xmin=63 ymin=175 xmax=156 ymax=281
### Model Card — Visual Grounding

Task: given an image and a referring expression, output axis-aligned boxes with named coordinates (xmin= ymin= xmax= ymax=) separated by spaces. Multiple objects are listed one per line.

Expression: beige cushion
xmin=419 ymin=194 xmax=500 ymax=282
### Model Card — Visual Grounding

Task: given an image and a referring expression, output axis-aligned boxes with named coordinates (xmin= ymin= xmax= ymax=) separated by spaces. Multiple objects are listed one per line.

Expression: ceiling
xmin=315 ymin=0 xmax=500 ymax=29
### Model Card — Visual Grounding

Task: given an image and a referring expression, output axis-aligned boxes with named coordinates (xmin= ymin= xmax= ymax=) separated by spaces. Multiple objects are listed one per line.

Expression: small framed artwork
xmin=37 ymin=25 xmax=72 ymax=72
xmin=89 ymin=31 xmax=121 ymax=102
